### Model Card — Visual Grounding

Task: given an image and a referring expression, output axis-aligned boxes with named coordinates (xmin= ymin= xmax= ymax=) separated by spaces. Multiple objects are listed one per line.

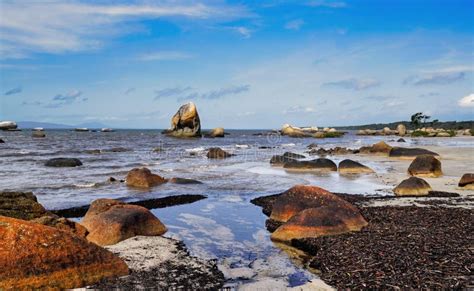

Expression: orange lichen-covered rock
xmin=271 ymin=206 xmax=368 ymax=242
xmin=81 ymin=199 xmax=167 ymax=246
xmin=126 ymin=167 xmax=167 ymax=188
xmin=0 ymin=216 xmax=128 ymax=289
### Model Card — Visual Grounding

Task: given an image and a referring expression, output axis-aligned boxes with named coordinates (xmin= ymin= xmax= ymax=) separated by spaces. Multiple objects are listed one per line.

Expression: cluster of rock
xmin=308 ymin=146 xmax=358 ymax=156
xmin=270 ymin=152 xmax=373 ymax=174
xmin=266 ymin=185 xmax=368 ymax=242
xmin=357 ymin=124 xmax=407 ymax=136
xmin=414 ymin=127 xmax=470 ymax=137
xmin=281 ymin=124 xmax=343 ymax=138
xmin=358 ymin=141 xmax=440 ymax=159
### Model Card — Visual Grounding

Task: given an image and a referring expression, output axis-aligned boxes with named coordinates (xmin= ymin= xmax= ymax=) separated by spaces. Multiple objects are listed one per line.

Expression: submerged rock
xmin=0 ymin=216 xmax=128 ymax=289
xmin=126 ymin=167 xmax=167 ymax=188
xmin=269 ymin=185 xmax=367 ymax=242
xmin=270 ymin=155 xmax=297 ymax=166
xmin=397 ymin=138 xmax=406 ymax=142
xmin=164 ymin=102 xmax=201 ymax=138
xmin=207 ymin=147 xmax=233 ymax=159
xmin=283 ymin=158 xmax=337 ymax=171
xmin=359 ymin=141 xmax=392 ymax=155
xmin=45 ymin=158 xmax=83 ymax=167
xmin=389 ymin=147 xmax=439 ymax=158
xmin=338 ymin=159 xmax=374 ymax=174
xmin=393 ymin=177 xmax=432 ymax=196
xmin=458 ymin=173 xmax=474 ymax=190
xmin=32 ymin=131 xmax=46 ymax=138
xmin=408 ymin=155 xmax=442 ymax=178
xmin=81 ymin=199 xmax=167 ymax=246
xmin=168 ymin=177 xmax=203 ymax=184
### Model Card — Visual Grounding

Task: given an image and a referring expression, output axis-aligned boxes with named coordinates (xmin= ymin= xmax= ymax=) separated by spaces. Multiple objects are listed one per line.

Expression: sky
xmin=0 ymin=0 xmax=473 ymax=129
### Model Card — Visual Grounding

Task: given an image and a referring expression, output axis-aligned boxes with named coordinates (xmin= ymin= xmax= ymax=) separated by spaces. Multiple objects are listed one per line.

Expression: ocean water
xmin=0 ymin=129 xmax=469 ymax=288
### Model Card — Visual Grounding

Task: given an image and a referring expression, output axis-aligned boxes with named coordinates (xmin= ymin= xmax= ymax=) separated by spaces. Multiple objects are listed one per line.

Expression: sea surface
xmin=1 ymin=129 xmax=471 ymax=288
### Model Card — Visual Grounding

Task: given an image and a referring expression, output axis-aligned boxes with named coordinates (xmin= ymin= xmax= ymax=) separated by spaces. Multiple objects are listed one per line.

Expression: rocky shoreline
xmin=251 ymin=192 xmax=474 ymax=289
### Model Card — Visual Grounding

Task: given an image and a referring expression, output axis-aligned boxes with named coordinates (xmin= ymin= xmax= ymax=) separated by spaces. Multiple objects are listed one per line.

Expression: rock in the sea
xmin=45 ymin=158 xmax=83 ymax=167
xmin=283 ymin=158 xmax=337 ymax=171
xmin=308 ymin=147 xmax=355 ymax=156
xmin=338 ymin=159 xmax=374 ymax=174
xmin=32 ymin=131 xmax=46 ymax=138
xmin=458 ymin=173 xmax=474 ymax=189
xmin=81 ymin=199 xmax=167 ymax=246
xmin=359 ymin=141 xmax=392 ymax=155
xmin=397 ymin=124 xmax=406 ymax=136
xmin=397 ymin=138 xmax=406 ymax=142
xmin=0 ymin=121 xmax=17 ymax=131
xmin=280 ymin=124 xmax=308 ymax=137
xmin=207 ymin=147 xmax=233 ymax=159
xmin=0 ymin=216 xmax=128 ymax=289
xmin=393 ymin=177 xmax=432 ymax=196
xmin=126 ymin=167 xmax=167 ymax=188
xmin=164 ymin=102 xmax=201 ymax=138
xmin=168 ymin=177 xmax=203 ymax=184
xmin=269 ymin=185 xmax=367 ymax=242
xmin=0 ymin=138 xmax=4 ymax=143
xmin=283 ymin=152 xmax=306 ymax=159
xmin=270 ymin=155 xmax=297 ymax=166
xmin=207 ymin=127 xmax=225 ymax=138
xmin=389 ymin=147 xmax=439 ymax=158
xmin=408 ymin=155 xmax=442 ymax=177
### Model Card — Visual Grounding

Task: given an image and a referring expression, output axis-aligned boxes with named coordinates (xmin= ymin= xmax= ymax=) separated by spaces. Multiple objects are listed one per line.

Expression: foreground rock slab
xmin=393 ymin=177 xmax=432 ymax=196
xmin=82 ymin=199 xmax=167 ymax=246
xmin=408 ymin=155 xmax=442 ymax=177
xmin=0 ymin=216 xmax=128 ymax=289
xmin=91 ymin=236 xmax=225 ymax=289
xmin=126 ymin=167 xmax=167 ymax=188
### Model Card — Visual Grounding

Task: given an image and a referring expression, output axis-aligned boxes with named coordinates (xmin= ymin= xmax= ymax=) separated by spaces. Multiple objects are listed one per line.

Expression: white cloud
xmin=233 ymin=26 xmax=252 ymax=38
xmin=0 ymin=1 xmax=250 ymax=58
xmin=136 ymin=51 xmax=193 ymax=61
xmin=283 ymin=106 xmax=316 ymax=114
xmin=323 ymin=78 xmax=380 ymax=90
xmin=458 ymin=94 xmax=474 ymax=107
xmin=285 ymin=19 xmax=304 ymax=30
xmin=307 ymin=1 xmax=347 ymax=8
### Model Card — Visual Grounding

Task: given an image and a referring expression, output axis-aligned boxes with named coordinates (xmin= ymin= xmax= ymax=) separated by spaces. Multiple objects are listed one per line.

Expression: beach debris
xmin=283 ymin=158 xmax=337 ymax=171
xmin=81 ymin=198 xmax=167 ymax=246
xmin=126 ymin=167 xmax=167 ymax=188
xmin=338 ymin=159 xmax=374 ymax=174
xmin=393 ymin=177 xmax=432 ymax=196
xmin=163 ymin=102 xmax=201 ymax=138
xmin=0 ymin=216 xmax=128 ymax=289
xmin=408 ymin=155 xmax=442 ymax=177
xmin=458 ymin=173 xmax=474 ymax=189
xmin=207 ymin=147 xmax=233 ymax=159
xmin=45 ymin=157 xmax=83 ymax=167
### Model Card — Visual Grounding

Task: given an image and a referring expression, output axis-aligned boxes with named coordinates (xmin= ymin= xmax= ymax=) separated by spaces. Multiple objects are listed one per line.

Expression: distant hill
xmin=17 ymin=121 xmax=111 ymax=129
xmin=75 ymin=122 xmax=110 ymax=129
xmin=333 ymin=120 xmax=474 ymax=131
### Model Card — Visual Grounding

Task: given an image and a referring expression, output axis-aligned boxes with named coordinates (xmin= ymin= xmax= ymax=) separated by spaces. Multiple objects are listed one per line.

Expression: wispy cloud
xmin=4 ymin=86 xmax=22 ymax=95
xmin=285 ymin=19 xmax=304 ymax=30
xmin=137 ymin=51 xmax=193 ymax=61
xmin=154 ymin=86 xmax=192 ymax=100
xmin=0 ymin=1 xmax=250 ymax=58
xmin=179 ymin=85 xmax=250 ymax=101
xmin=45 ymin=90 xmax=86 ymax=108
xmin=307 ymin=1 xmax=347 ymax=8
xmin=231 ymin=26 xmax=253 ymax=38
xmin=458 ymin=93 xmax=474 ymax=107
xmin=404 ymin=66 xmax=471 ymax=86
xmin=124 ymin=87 xmax=135 ymax=95
xmin=283 ymin=105 xmax=316 ymax=114
xmin=322 ymin=78 xmax=380 ymax=90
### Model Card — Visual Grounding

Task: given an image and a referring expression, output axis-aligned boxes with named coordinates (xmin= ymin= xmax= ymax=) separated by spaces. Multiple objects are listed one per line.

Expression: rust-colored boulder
xmin=458 ymin=173 xmax=474 ymax=189
xmin=270 ymin=185 xmax=361 ymax=223
xmin=338 ymin=159 xmax=374 ymax=174
xmin=207 ymin=147 xmax=233 ymax=159
xmin=81 ymin=199 xmax=167 ymax=246
xmin=359 ymin=141 xmax=392 ymax=155
xmin=408 ymin=155 xmax=442 ymax=178
xmin=271 ymin=206 xmax=368 ymax=242
xmin=31 ymin=215 xmax=89 ymax=238
xmin=0 ymin=216 xmax=128 ymax=289
xmin=393 ymin=177 xmax=432 ymax=196
xmin=126 ymin=167 xmax=167 ymax=188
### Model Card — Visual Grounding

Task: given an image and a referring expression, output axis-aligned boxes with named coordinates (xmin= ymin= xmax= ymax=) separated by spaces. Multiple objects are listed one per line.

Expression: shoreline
xmin=251 ymin=192 xmax=474 ymax=289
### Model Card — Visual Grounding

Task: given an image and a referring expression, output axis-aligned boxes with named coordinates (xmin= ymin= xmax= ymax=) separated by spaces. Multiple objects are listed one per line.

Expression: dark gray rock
xmin=45 ymin=158 xmax=83 ymax=167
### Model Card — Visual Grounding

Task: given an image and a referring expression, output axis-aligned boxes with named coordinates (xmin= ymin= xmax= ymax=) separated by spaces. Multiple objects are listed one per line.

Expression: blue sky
xmin=0 ymin=0 xmax=473 ymax=129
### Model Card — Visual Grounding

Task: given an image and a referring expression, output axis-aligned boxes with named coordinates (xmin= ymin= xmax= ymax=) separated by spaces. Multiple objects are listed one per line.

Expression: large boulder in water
xmin=283 ymin=158 xmax=337 ymax=171
xmin=389 ymin=147 xmax=439 ymax=159
xmin=359 ymin=141 xmax=392 ymax=155
xmin=0 ymin=216 xmax=128 ymax=289
xmin=408 ymin=155 xmax=442 ymax=177
xmin=393 ymin=177 xmax=432 ymax=196
xmin=269 ymin=185 xmax=367 ymax=242
xmin=397 ymin=124 xmax=407 ymax=136
xmin=126 ymin=167 xmax=167 ymax=188
xmin=207 ymin=147 xmax=233 ymax=159
xmin=280 ymin=124 xmax=308 ymax=137
xmin=45 ymin=158 xmax=82 ymax=167
xmin=0 ymin=121 xmax=17 ymax=131
xmin=338 ymin=159 xmax=374 ymax=174
xmin=207 ymin=127 xmax=225 ymax=138
xmin=164 ymin=102 xmax=201 ymax=137
xmin=458 ymin=173 xmax=474 ymax=190
xmin=81 ymin=199 xmax=167 ymax=246
xmin=270 ymin=152 xmax=305 ymax=166
xmin=32 ymin=131 xmax=46 ymax=138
